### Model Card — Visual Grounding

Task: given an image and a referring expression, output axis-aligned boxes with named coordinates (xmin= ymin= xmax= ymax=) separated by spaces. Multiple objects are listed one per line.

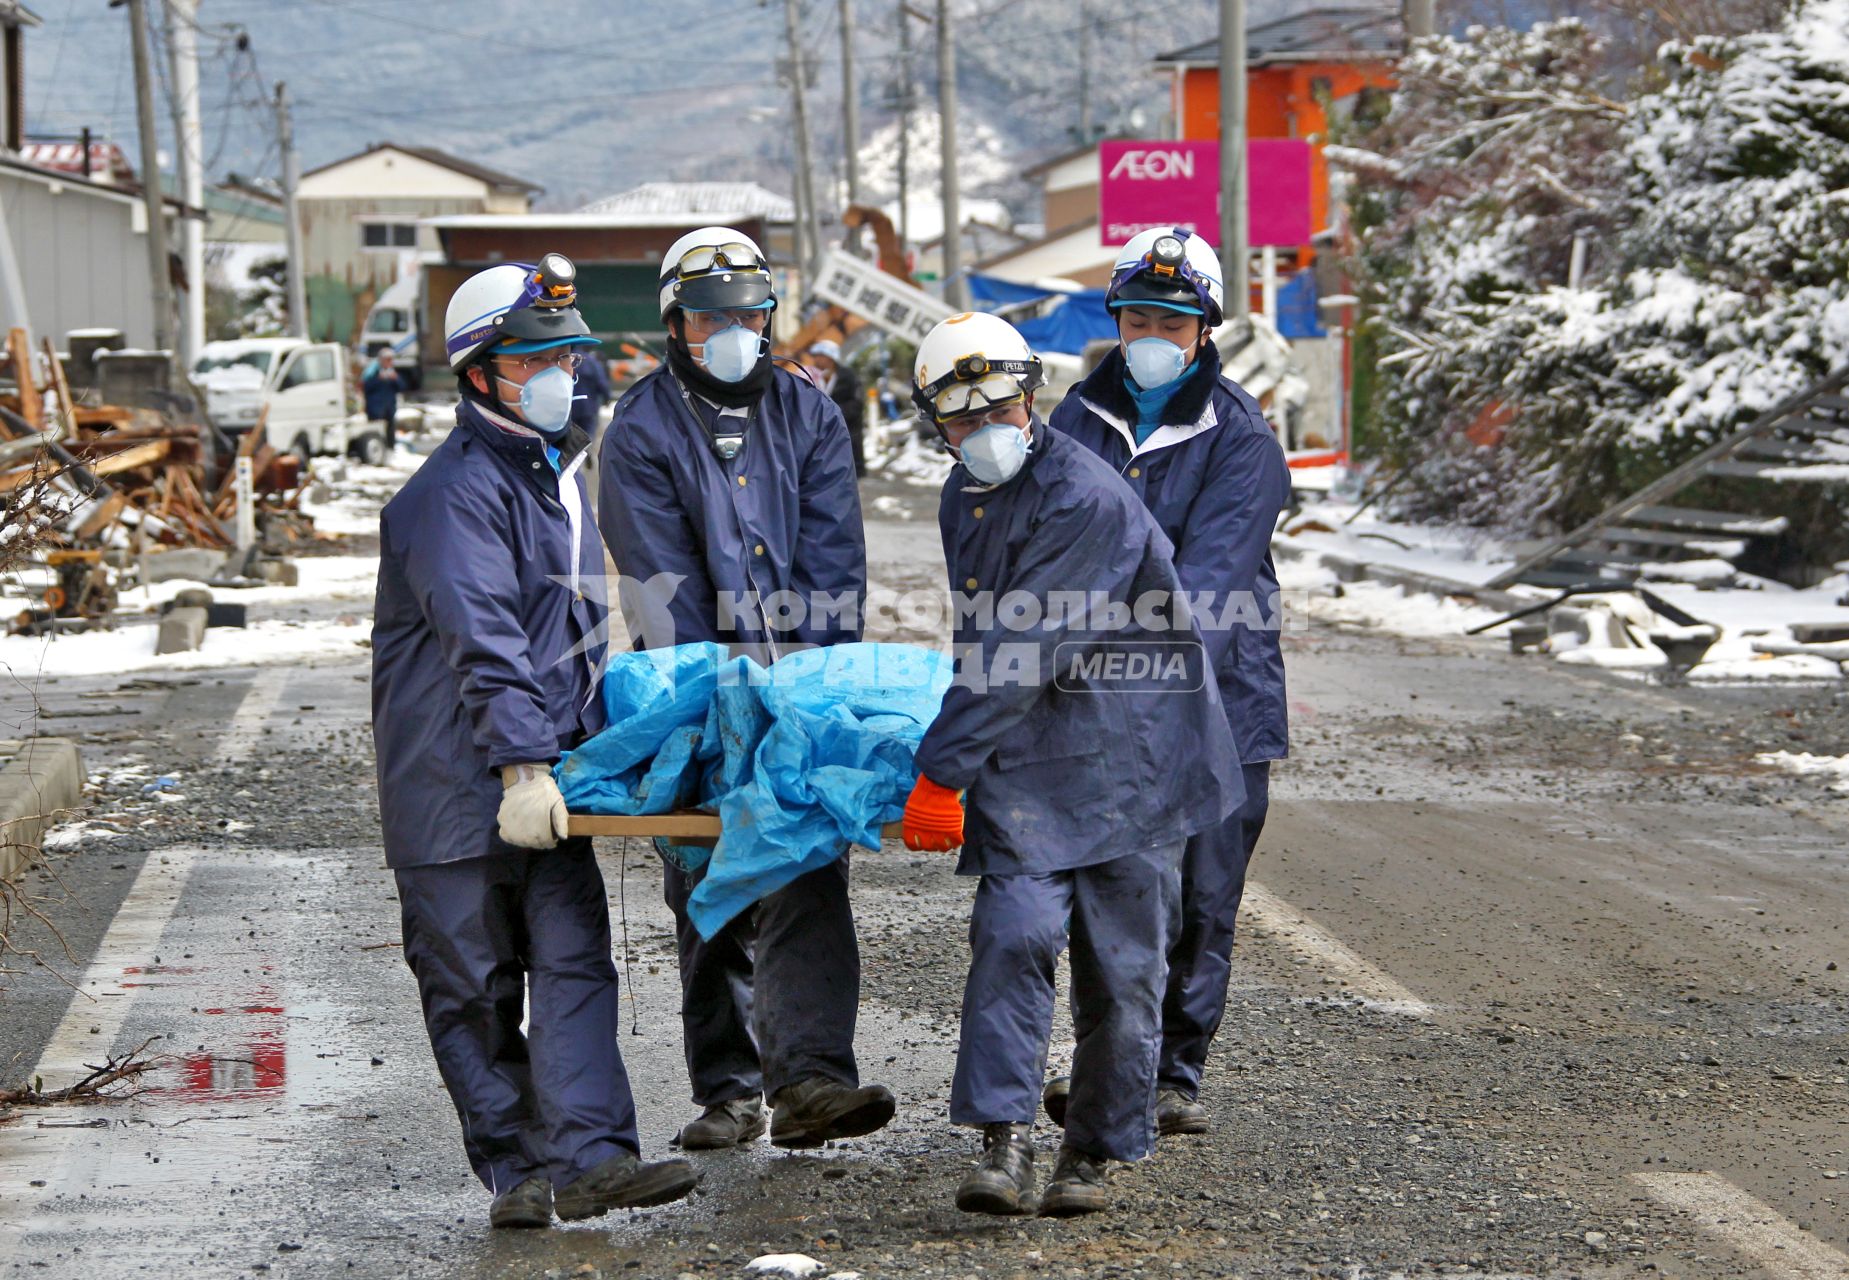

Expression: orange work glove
xmin=902 ymin=775 xmax=965 ymax=851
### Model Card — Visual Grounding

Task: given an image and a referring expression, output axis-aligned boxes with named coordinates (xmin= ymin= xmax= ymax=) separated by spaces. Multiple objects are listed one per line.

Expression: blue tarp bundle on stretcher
xmin=555 ymin=641 xmax=951 ymax=939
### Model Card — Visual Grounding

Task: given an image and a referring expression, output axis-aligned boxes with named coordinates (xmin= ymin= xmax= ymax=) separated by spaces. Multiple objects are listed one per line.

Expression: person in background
xmin=363 ymin=347 xmax=401 ymax=455
xmin=803 ymin=339 xmax=866 ymax=476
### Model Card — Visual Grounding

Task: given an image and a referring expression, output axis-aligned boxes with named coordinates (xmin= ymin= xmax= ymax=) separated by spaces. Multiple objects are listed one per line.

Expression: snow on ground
xmin=0 ymin=616 xmax=373 ymax=677
xmin=1279 ymin=500 xmax=1849 ymax=684
xmin=298 ymin=442 xmax=430 ymax=537
xmin=865 ymin=415 xmax=952 ymax=487
xmin=1756 ymin=751 xmax=1849 ymax=791
xmin=1277 ymin=554 xmax=1507 ymax=636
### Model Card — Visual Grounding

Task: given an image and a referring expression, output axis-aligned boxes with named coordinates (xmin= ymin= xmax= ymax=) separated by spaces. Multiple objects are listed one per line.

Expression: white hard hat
xmin=1107 ymin=227 xmax=1225 ymax=326
xmin=807 ymin=339 xmax=842 ymax=363
xmin=911 ymin=312 xmax=1044 ymax=423
xmin=658 ymin=226 xmax=775 ymax=320
xmin=443 ymin=253 xmax=597 ymax=372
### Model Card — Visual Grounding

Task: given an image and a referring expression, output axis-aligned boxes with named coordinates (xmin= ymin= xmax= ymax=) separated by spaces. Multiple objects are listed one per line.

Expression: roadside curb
xmin=1273 ymin=537 xmax=1532 ymax=616
xmin=0 ymin=738 xmax=86 ymax=880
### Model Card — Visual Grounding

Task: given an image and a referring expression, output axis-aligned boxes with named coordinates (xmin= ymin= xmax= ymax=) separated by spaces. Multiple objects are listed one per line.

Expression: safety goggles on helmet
xmin=672 ymin=241 xmax=766 ymax=278
xmin=912 ymin=351 xmax=1045 ymax=423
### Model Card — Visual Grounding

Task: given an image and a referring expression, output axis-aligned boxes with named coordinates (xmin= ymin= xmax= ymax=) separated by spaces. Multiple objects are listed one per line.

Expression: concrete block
xmin=254 ymin=558 xmax=299 ymax=587
xmin=157 ymin=606 xmax=208 ymax=655
xmin=0 ymin=738 xmax=85 ymax=880
xmin=142 ymin=548 xmax=231 ymax=585
xmin=172 ymin=587 xmax=215 ymax=610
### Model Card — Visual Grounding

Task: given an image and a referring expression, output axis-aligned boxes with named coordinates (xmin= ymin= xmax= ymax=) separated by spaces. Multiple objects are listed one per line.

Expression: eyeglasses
xmin=495 ymin=350 xmax=584 ymax=374
xmin=674 ymin=242 xmax=765 ymax=277
xmin=684 ymin=307 xmax=771 ymax=333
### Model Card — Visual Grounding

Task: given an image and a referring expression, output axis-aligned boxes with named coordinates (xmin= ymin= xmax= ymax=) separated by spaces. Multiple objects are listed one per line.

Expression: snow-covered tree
xmin=1339 ymin=0 xmax=1849 ymax=536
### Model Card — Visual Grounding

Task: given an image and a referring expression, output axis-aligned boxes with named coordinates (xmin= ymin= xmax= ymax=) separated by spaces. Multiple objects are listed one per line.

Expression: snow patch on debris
xmin=1757 ymin=751 xmax=1849 ymax=791
xmin=1277 ymin=557 xmax=1505 ymax=637
xmin=0 ymin=617 xmax=371 ymax=677
xmin=745 ymin=1256 xmax=860 ymax=1280
xmin=41 ymin=821 xmax=124 ymax=851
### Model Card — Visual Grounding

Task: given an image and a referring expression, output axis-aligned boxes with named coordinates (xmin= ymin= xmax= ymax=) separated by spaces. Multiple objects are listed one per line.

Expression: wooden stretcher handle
xmin=566 ymin=812 xmax=906 ymax=845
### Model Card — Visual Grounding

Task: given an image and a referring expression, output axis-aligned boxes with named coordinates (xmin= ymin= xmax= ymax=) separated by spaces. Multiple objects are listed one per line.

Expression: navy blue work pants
xmin=661 ymin=850 xmax=862 ymax=1106
xmin=950 ymin=842 xmax=1183 ymax=1162
xmin=1158 ymin=760 xmax=1271 ymax=1095
xmin=395 ymin=839 xmax=637 ymax=1196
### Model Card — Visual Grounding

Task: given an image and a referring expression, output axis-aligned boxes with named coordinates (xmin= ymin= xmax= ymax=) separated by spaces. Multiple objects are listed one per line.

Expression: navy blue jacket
xmin=914 ymin=422 xmax=1244 ymax=877
xmin=372 ymin=399 xmax=608 ymax=869
xmin=597 ymin=364 xmax=865 ymax=653
xmin=362 ymin=365 xmax=399 ymax=424
xmin=1049 ymin=344 xmax=1290 ymax=763
xmin=570 ymin=354 xmax=613 ymax=433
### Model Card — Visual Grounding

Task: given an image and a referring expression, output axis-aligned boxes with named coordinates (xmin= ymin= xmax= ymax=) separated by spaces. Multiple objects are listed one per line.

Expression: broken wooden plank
xmin=1627 ymin=505 xmax=1791 ymax=537
xmin=5 ymin=328 xmax=41 ymax=432
xmin=89 ymin=439 xmax=173 ymax=477
xmin=72 ymin=491 xmax=130 ymax=540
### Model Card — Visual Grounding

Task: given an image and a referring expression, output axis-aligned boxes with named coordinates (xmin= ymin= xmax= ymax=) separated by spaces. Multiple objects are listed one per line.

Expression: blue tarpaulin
xmin=966 ymin=273 xmax=1060 ymax=308
xmin=556 ymin=642 xmax=952 ymax=939
xmin=1014 ymin=290 xmax=1116 ymax=356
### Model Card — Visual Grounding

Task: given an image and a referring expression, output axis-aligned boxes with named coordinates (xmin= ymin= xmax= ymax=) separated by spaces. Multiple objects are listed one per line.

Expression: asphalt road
xmin=1 ymin=516 xmax=1846 ymax=1280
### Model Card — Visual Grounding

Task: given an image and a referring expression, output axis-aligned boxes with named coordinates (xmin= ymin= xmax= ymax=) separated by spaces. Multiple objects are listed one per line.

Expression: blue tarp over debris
xmin=556 ymin=642 xmax=952 ymax=938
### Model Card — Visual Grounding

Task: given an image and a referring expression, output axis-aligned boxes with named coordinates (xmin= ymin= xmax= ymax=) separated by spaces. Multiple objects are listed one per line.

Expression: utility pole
xmin=784 ymin=0 xmax=824 ymax=280
xmin=1218 ymin=0 xmax=1248 ymax=322
xmin=1077 ymin=2 xmax=1091 ymax=143
xmin=839 ymin=0 xmax=862 ymax=208
xmin=1405 ymin=0 xmax=1435 ymax=39
xmin=897 ymin=3 xmax=916 ymax=250
xmin=935 ymin=0 xmax=966 ymax=309
xmin=119 ymin=0 xmax=174 ymax=353
xmin=166 ymin=0 xmax=206 ymax=364
xmin=275 ymin=81 xmax=309 ymax=339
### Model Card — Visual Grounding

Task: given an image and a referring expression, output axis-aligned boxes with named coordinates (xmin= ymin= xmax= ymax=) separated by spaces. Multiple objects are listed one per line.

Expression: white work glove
xmin=497 ymin=763 xmax=569 ymax=849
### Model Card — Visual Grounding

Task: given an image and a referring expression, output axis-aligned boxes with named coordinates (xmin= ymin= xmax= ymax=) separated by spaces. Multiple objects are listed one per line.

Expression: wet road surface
xmin=1 ymin=517 xmax=1847 ymax=1279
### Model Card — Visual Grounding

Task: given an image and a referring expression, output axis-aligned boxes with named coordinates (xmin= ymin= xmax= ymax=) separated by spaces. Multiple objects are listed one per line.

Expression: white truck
xmin=357 ymin=275 xmax=424 ymax=392
xmin=191 ymin=337 xmax=390 ymax=466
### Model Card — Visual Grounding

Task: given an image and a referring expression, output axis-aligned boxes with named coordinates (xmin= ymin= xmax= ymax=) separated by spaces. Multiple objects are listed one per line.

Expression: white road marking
xmin=0 ymin=846 xmax=200 ymax=1259
xmin=1633 ymin=1172 xmax=1849 ymax=1279
xmin=1242 ymin=881 xmax=1433 ymax=1017
xmin=24 ymin=846 xmax=199 ymax=1089
xmin=211 ymin=667 xmax=290 ymax=764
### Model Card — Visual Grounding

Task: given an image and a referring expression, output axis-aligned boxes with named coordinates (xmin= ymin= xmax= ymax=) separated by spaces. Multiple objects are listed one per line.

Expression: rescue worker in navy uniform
xmin=371 ymin=254 xmax=696 ymax=1230
xmin=1044 ymin=228 xmax=1290 ymax=1137
xmin=900 ymin=312 xmax=1244 ymax=1217
xmin=597 ymin=227 xmax=895 ymax=1152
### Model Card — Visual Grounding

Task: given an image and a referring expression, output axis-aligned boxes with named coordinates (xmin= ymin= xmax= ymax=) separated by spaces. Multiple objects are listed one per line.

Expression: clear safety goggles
xmin=683 ymin=306 xmax=773 ymax=332
xmin=674 ymin=242 xmax=765 ymax=277
xmin=915 ymin=352 xmax=1043 ymax=423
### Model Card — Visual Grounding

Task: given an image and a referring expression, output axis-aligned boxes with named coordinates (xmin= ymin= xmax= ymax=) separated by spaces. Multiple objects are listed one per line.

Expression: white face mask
xmin=957 ymin=417 xmax=1031 ymax=486
xmin=1124 ymin=336 xmax=1192 ymax=391
xmin=495 ymin=363 xmax=578 ymax=436
xmin=698 ymin=325 xmax=766 ymax=383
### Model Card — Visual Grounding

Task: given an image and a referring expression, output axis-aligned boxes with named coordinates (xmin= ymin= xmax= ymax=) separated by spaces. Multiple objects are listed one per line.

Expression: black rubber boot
xmin=1155 ymin=1087 xmax=1210 ymax=1136
xmin=488 ymin=1176 xmax=552 ymax=1229
xmin=673 ymin=1096 xmax=767 ymax=1150
xmin=1041 ymin=1075 xmax=1070 ymax=1128
xmin=1038 ymin=1145 xmax=1110 ymax=1218
xmin=769 ymin=1077 xmax=896 ymax=1148
xmin=955 ymin=1122 xmax=1035 ymax=1215
xmin=552 ymin=1152 xmax=699 ymax=1221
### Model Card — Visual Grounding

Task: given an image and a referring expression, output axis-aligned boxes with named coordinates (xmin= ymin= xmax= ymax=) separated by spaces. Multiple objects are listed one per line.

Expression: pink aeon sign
xmin=1099 ymin=139 xmax=1312 ymax=248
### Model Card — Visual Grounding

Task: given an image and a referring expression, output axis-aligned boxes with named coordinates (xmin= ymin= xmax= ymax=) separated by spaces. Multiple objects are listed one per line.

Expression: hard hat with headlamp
xmin=443 ymin=252 xmax=600 ymax=373
xmin=1106 ymin=227 xmax=1226 ymax=327
xmin=911 ymin=312 xmax=1045 ymax=428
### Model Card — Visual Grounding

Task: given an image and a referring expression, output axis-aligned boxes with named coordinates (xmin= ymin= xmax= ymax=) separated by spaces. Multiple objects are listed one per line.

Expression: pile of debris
xmin=0 ymin=328 xmax=317 ymax=635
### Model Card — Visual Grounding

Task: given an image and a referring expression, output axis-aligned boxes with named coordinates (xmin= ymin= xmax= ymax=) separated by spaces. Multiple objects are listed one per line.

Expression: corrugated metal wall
xmin=0 ymin=172 xmax=161 ymax=348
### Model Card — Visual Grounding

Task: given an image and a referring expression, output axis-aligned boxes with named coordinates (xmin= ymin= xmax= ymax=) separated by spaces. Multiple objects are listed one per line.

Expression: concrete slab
xmin=0 ymin=737 xmax=84 ymax=880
